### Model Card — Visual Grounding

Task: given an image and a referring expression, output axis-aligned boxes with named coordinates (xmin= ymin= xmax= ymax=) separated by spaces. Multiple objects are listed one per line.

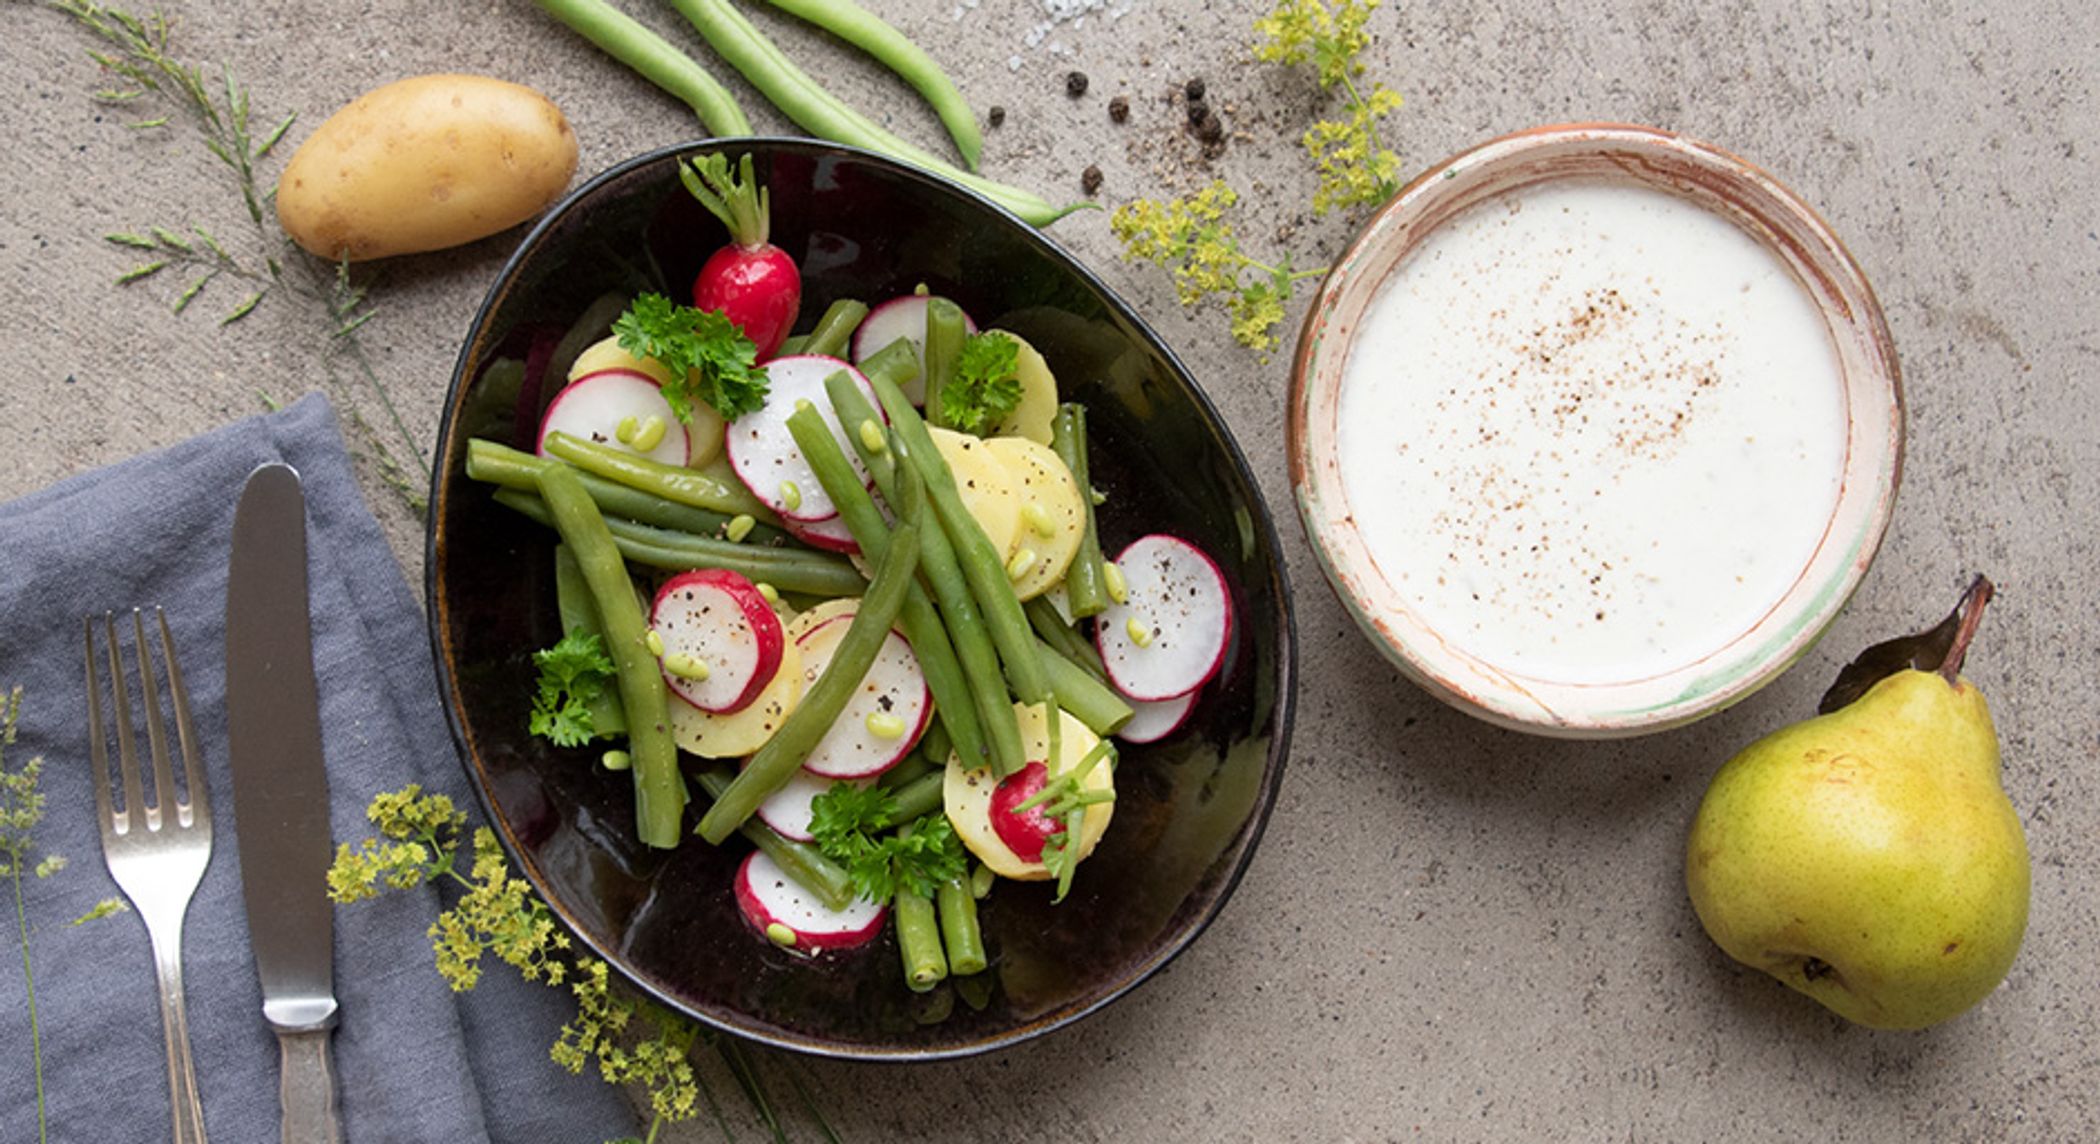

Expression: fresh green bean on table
xmin=757 ymin=0 xmax=984 ymax=171
xmin=534 ymin=465 xmax=687 ymax=849
xmin=492 ymin=488 xmax=867 ymax=596
xmin=527 ymin=0 xmax=752 ymax=135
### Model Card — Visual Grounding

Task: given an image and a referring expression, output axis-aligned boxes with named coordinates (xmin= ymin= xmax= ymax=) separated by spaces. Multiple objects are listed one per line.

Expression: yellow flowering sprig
xmin=1254 ymin=0 xmax=1403 ymax=214
xmin=1110 ymin=181 xmax=1326 ymax=355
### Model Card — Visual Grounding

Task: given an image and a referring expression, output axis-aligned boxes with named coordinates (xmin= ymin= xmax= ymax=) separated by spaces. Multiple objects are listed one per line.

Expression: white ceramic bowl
xmin=1288 ymin=124 xmax=1903 ymax=738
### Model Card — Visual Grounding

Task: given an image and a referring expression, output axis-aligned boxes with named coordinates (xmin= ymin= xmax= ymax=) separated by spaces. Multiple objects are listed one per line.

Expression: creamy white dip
xmin=1336 ymin=179 xmax=1848 ymax=684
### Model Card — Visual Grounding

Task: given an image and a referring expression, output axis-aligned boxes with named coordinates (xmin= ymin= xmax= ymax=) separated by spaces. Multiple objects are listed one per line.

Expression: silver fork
xmin=86 ymin=608 xmax=212 ymax=1144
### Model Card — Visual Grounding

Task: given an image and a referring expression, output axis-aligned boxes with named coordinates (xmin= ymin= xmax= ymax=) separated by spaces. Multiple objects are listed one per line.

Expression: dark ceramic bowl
xmin=427 ymin=139 xmax=1295 ymax=1058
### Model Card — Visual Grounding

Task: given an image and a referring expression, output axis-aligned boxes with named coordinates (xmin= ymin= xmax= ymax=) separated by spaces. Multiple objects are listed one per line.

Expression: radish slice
xmin=1096 ymin=534 xmax=1234 ymax=702
xmin=754 ymin=767 xmax=871 ymax=842
xmin=1115 ymin=690 xmax=1199 ymax=744
xmin=650 ymin=570 xmax=785 ymax=714
xmin=725 ymin=354 xmax=878 ymax=523
xmin=537 ymin=369 xmax=690 ymax=467
xmin=783 ymin=513 xmax=860 ymax=555
xmin=733 ymin=849 xmax=886 ymax=955
xmin=850 ymin=294 xmax=978 ymax=404
xmin=796 ymin=613 xmax=930 ymax=779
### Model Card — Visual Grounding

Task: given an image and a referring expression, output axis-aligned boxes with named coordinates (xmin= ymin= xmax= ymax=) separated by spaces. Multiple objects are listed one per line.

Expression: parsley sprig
xmin=528 ymin=630 xmax=616 ymax=748
xmin=940 ymin=332 xmax=1023 ymax=436
xmin=611 ymin=293 xmax=771 ymax=422
xmin=808 ymin=782 xmax=968 ymax=901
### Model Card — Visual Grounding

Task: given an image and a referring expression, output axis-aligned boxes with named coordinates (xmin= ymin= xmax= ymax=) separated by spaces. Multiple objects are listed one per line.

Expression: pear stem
xmin=1939 ymin=575 xmax=1995 ymax=684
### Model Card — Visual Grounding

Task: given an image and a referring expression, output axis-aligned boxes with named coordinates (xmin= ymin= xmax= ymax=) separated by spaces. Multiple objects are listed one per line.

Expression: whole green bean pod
xmin=553 ymin=544 xmax=627 ymax=737
xmin=878 ymin=750 xmax=935 ymax=791
xmin=469 ymin=439 xmax=792 ymax=545
xmin=919 ymin=297 xmax=966 ymax=430
xmin=528 ymin=0 xmax=752 ymax=135
xmin=1052 ymin=402 xmax=1110 ymax=617
xmin=894 ymin=887 xmax=947 ymax=992
xmin=785 ymin=403 xmax=989 ymax=770
xmin=886 ymin=770 xmax=946 ymax=824
xmin=799 ymin=297 xmax=870 ymax=359
xmin=935 ymin=877 xmax=987 ymax=976
xmin=1036 ymin=638 xmax=1132 ymax=736
xmin=665 ymin=0 xmax=1083 ymax=227
xmin=492 ymin=490 xmax=866 ymax=596
xmin=758 ymin=0 xmax=984 ymax=171
xmin=1025 ymin=595 xmax=1107 ymax=682
xmin=543 ymin=431 xmax=776 ymax=520
xmin=696 ymin=770 xmax=855 ymax=910
xmin=697 ymin=464 xmax=926 ymax=843
xmin=534 ymin=465 xmax=686 ymax=848
xmin=826 ymin=369 xmax=1026 ymax=775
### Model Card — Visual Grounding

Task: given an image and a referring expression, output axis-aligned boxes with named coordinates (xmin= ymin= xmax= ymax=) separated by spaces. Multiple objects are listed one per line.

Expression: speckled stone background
xmin=4 ymin=0 xmax=2095 ymax=1139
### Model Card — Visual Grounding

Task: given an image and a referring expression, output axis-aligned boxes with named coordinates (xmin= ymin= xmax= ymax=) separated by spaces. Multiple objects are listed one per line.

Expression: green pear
xmin=1685 ymin=578 xmax=2029 ymax=1030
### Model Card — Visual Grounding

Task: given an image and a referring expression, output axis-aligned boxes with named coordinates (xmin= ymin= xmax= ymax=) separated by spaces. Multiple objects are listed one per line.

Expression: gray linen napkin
xmin=0 ymin=393 xmax=636 ymax=1141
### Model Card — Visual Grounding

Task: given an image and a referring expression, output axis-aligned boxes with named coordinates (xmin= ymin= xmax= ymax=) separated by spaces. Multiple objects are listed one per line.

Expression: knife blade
xmin=225 ymin=462 xmax=343 ymax=1144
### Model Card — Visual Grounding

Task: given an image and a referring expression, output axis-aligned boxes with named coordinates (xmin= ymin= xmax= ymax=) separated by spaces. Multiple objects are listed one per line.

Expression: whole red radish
xmin=681 ymin=153 xmax=800 ymax=360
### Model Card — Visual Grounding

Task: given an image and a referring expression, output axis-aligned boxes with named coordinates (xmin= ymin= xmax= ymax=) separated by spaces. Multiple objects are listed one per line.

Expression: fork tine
xmin=102 ymin=611 xmax=147 ymax=832
xmin=154 ymin=607 xmax=210 ymax=826
xmin=84 ymin=616 xmax=119 ymax=843
xmin=133 ymin=608 xmax=180 ymax=831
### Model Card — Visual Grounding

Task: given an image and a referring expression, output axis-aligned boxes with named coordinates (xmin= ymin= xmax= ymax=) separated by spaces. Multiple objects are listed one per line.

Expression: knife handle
xmin=275 ymin=1027 xmax=342 ymax=1144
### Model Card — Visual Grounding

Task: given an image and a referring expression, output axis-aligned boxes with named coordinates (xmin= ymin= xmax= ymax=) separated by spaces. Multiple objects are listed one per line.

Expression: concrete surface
xmin=5 ymin=0 xmax=2096 ymax=1139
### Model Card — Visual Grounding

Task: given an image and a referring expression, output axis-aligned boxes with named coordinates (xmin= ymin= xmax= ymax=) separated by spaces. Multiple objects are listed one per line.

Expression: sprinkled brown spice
xmin=1108 ymin=95 xmax=1129 ymax=123
xmin=1184 ymin=77 xmax=1206 ymax=102
xmin=1082 ymin=164 xmax=1103 ymax=196
xmin=1065 ymin=71 xmax=1089 ymax=98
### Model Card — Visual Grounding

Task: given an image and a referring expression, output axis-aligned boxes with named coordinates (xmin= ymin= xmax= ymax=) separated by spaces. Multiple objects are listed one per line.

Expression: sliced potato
xmin=982 ymin=436 xmax=1085 ymax=600
xmin=944 ymin=703 xmax=1113 ymax=881
xmin=567 ymin=335 xmax=726 ymax=467
xmin=785 ymin=596 xmax=862 ymax=643
xmin=669 ymin=635 xmax=803 ymax=758
xmin=984 ymin=331 xmax=1058 ymax=444
xmin=928 ymin=426 xmax=1021 ymax=559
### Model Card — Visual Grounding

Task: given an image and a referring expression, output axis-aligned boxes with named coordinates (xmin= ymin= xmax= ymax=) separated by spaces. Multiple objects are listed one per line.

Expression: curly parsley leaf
xmin=808 ymin=782 xmax=967 ymax=901
xmin=528 ymin=630 xmax=616 ymax=748
xmin=611 ymin=293 xmax=770 ymax=422
xmin=940 ymin=332 xmax=1024 ymax=436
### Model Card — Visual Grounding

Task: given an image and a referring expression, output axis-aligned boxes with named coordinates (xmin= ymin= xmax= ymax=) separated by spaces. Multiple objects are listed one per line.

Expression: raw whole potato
xmin=275 ymin=74 xmax=577 ymax=261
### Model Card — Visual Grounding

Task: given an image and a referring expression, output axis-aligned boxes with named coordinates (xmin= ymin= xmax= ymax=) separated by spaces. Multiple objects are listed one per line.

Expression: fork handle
xmin=147 ymin=923 xmax=209 ymax=1144
xmin=274 ymin=1027 xmax=342 ymax=1144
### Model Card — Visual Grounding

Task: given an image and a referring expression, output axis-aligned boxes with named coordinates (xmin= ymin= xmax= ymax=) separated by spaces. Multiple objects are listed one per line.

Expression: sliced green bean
xmin=1036 ymin=638 xmax=1132 ymax=736
xmin=935 ymin=877 xmax=987 ymax=976
xmin=697 ymin=769 xmax=854 ymax=910
xmin=776 ymin=333 xmax=810 ymax=357
xmin=879 ymin=749 xmax=934 ymax=791
xmin=665 ymin=0 xmax=1083 ymax=227
xmin=920 ymin=297 xmax=966 ymax=430
xmin=553 ymin=544 xmax=627 ymax=737
xmin=917 ymin=720 xmax=953 ymax=771
xmin=887 ymin=771 xmax=945 ymax=824
xmin=828 ymin=368 xmax=1026 ymax=776
xmin=534 ymin=465 xmax=685 ymax=848
xmin=468 ymin=439 xmax=793 ymax=545
xmin=1052 ymin=402 xmax=1110 ymax=617
xmin=786 ymin=401 xmax=989 ymax=770
xmin=697 ymin=464 xmax=925 ymax=843
xmin=1025 ymin=595 xmax=1107 ymax=682
xmin=528 ymin=0 xmax=752 ymax=135
xmin=543 ymin=430 xmax=776 ymax=520
xmin=758 ymin=0 xmax=984 ymax=170
xmin=493 ymin=490 xmax=865 ymax=596
xmin=799 ymin=298 xmax=870 ymax=359
xmin=970 ymin=861 xmax=995 ymax=899
xmin=895 ymin=887 xmax=947 ymax=992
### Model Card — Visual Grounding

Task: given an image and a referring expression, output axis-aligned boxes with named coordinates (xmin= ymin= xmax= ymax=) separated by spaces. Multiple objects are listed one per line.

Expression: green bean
xmin=1025 ymin=595 xmax=1107 ymax=682
xmin=799 ymin=298 xmax=870 ymax=359
xmin=1052 ymin=403 xmax=1110 ymax=617
xmin=919 ymin=297 xmax=966 ymax=430
xmin=553 ymin=544 xmax=628 ymax=737
xmin=665 ymin=0 xmax=1084 ymax=228
xmin=827 ymin=368 xmax=1026 ymax=776
xmin=757 ymin=0 xmax=984 ymax=171
xmin=935 ymin=877 xmax=987 ymax=976
xmin=1036 ymin=638 xmax=1132 ymax=736
xmin=868 ymin=371 xmax=1053 ymax=711
xmin=776 ymin=333 xmax=810 ymax=357
xmin=492 ymin=490 xmax=866 ymax=596
xmin=917 ymin=720 xmax=953 ymax=770
xmin=533 ymin=465 xmax=686 ymax=848
xmin=887 ymin=771 xmax=945 ymax=824
xmin=894 ymin=887 xmax=947 ymax=992
xmin=970 ymin=861 xmax=995 ymax=900
xmin=543 ymin=430 xmax=776 ymax=519
xmin=527 ymin=0 xmax=752 ymax=135
xmin=697 ymin=770 xmax=855 ymax=910
xmin=468 ymin=439 xmax=793 ymax=545
xmin=878 ymin=749 xmax=934 ymax=791
xmin=786 ymin=401 xmax=989 ymax=769
xmin=697 ymin=464 xmax=925 ymax=843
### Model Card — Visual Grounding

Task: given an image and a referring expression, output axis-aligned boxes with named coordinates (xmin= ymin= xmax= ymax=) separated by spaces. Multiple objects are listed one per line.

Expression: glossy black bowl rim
xmin=425 ymin=137 xmax=1298 ymax=1060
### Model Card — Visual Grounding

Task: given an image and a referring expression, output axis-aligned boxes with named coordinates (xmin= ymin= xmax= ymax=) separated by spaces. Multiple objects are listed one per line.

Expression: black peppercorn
xmin=1196 ymin=109 xmax=1224 ymax=143
xmin=1066 ymin=71 xmax=1089 ymax=98
xmin=987 ymin=105 xmax=1006 ymax=127
xmin=1082 ymin=164 xmax=1103 ymax=195
xmin=1185 ymin=77 xmax=1207 ymax=103
xmin=1108 ymin=95 xmax=1129 ymax=123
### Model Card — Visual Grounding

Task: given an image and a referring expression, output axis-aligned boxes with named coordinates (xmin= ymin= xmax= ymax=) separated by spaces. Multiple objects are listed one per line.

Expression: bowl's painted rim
xmin=1287 ymin=123 xmax=1904 ymax=739
xmin=426 ymin=137 xmax=1298 ymax=1059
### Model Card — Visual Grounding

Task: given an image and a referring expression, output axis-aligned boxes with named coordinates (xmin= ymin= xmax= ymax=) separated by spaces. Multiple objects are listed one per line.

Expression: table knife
xmin=225 ymin=462 xmax=344 ymax=1144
